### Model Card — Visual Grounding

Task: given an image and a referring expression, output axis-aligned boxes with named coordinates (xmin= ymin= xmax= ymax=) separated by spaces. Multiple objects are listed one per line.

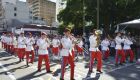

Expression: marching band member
xmin=70 ymin=34 xmax=76 ymax=59
xmin=75 ymin=36 xmax=84 ymax=60
xmin=52 ymin=35 xmax=60 ymax=60
xmin=25 ymin=32 xmax=35 ymax=66
xmin=115 ymin=32 xmax=125 ymax=66
xmin=101 ymin=37 xmax=110 ymax=60
xmin=17 ymin=32 xmax=26 ymax=62
xmin=10 ymin=33 xmax=16 ymax=54
xmin=3 ymin=33 xmax=7 ymax=50
xmin=1 ymin=33 xmax=5 ymax=48
xmin=89 ymin=29 xmax=103 ymax=73
xmin=5 ymin=33 xmax=8 ymax=51
xmin=123 ymin=36 xmax=134 ymax=63
xmin=7 ymin=33 xmax=12 ymax=53
xmin=36 ymin=32 xmax=52 ymax=73
xmin=110 ymin=39 xmax=116 ymax=57
xmin=12 ymin=34 xmax=17 ymax=56
xmin=60 ymin=28 xmax=75 ymax=80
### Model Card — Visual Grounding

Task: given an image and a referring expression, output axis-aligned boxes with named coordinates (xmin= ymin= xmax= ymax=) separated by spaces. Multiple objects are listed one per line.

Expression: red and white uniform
xmin=7 ymin=36 xmax=12 ymax=52
xmin=115 ymin=36 xmax=125 ymax=64
xmin=89 ymin=34 xmax=102 ymax=72
xmin=52 ymin=38 xmax=60 ymax=55
xmin=37 ymin=38 xmax=50 ymax=71
xmin=12 ymin=36 xmax=17 ymax=54
xmin=4 ymin=36 xmax=8 ymax=50
xmin=123 ymin=38 xmax=134 ymax=62
xmin=60 ymin=36 xmax=74 ymax=80
xmin=101 ymin=39 xmax=110 ymax=59
xmin=9 ymin=36 xmax=15 ymax=54
xmin=2 ymin=35 xmax=6 ymax=49
xmin=18 ymin=36 xmax=26 ymax=60
xmin=70 ymin=35 xmax=76 ymax=58
xmin=1 ymin=35 xmax=5 ymax=48
xmin=12 ymin=36 xmax=17 ymax=49
xmin=76 ymin=39 xmax=83 ymax=53
xmin=25 ymin=37 xmax=35 ymax=64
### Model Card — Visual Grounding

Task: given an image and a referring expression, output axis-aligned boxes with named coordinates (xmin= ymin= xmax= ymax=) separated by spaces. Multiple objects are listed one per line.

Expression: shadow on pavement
xmin=53 ymin=68 xmax=61 ymax=76
xmin=83 ymin=71 xmax=101 ymax=80
xmin=17 ymin=70 xmax=46 ymax=80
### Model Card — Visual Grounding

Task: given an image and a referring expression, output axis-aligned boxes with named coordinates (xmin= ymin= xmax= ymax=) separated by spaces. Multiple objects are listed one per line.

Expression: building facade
xmin=0 ymin=0 xmax=46 ymax=32
xmin=27 ymin=0 xmax=56 ymax=26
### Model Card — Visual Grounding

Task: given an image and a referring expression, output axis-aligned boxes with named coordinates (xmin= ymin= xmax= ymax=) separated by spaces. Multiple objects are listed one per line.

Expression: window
xmin=29 ymin=16 xmax=32 ymax=19
xmin=14 ymin=13 xmax=17 ymax=16
xmin=14 ymin=7 xmax=17 ymax=11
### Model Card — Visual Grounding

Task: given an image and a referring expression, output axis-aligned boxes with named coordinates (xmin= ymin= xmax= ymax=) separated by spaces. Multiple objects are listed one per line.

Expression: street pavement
xmin=0 ymin=46 xmax=140 ymax=80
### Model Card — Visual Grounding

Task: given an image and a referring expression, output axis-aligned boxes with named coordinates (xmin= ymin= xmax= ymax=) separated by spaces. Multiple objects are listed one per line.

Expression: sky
xmin=19 ymin=0 xmax=56 ymax=2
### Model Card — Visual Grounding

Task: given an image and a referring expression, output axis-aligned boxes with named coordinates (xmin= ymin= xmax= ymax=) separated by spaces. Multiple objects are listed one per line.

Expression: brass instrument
xmin=95 ymin=30 xmax=102 ymax=47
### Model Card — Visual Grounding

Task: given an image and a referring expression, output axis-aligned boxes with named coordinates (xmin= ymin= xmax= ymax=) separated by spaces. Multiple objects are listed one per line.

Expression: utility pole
xmin=83 ymin=0 xmax=85 ymax=36
xmin=97 ymin=0 xmax=99 ymax=29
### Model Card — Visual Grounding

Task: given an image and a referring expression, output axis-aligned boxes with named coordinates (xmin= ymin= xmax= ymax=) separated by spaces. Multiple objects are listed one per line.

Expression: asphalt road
xmin=0 ymin=46 xmax=140 ymax=80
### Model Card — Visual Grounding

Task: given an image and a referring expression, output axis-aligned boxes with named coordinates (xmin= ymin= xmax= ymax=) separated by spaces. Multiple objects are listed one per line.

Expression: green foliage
xmin=58 ymin=0 xmax=140 ymax=34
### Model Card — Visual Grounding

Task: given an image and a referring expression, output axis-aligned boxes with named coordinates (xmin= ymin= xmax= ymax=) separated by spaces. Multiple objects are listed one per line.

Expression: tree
xmin=58 ymin=0 xmax=140 ymax=35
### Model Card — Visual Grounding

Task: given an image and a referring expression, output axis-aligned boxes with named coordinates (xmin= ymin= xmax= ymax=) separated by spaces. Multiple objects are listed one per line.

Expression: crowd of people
xmin=0 ymin=28 xmax=138 ymax=80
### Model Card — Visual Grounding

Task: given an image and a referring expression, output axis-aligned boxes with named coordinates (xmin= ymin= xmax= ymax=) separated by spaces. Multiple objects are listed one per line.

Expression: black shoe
xmin=47 ymin=70 xmax=52 ymax=73
xmin=19 ymin=59 xmax=21 ymax=63
xmin=119 ymin=63 xmax=123 ymax=65
xmin=22 ymin=59 xmax=24 ymax=61
xmin=37 ymin=69 xmax=41 ymax=72
xmin=97 ymin=70 xmax=103 ymax=73
xmin=88 ymin=70 xmax=93 ymax=73
xmin=60 ymin=78 xmax=64 ymax=80
xmin=129 ymin=61 xmax=134 ymax=63
xmin=26 ymin=63 xmax=29 ymax=67
xmin=115 ymin=63 xmax=118 ymax=67
xmin=123 ymin=61 xmax=126 ymax=63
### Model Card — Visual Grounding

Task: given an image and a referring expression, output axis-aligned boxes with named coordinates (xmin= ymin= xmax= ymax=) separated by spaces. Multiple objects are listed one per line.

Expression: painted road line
xmin=0 ymin=62 xmax=16 ymax=80
xmin=105 ymin=63 xmax=136 ymax=74
xmin=30 ymin=77 xmax=44 ymax=80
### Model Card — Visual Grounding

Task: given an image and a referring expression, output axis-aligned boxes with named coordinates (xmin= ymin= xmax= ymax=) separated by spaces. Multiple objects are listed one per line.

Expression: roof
xmin=16 ymin=24 xmax=57 ymax=30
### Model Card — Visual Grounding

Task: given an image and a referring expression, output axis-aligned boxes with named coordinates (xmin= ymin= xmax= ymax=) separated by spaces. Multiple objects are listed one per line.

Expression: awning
xmin=119 ymin=19 xmax=140 ymax=29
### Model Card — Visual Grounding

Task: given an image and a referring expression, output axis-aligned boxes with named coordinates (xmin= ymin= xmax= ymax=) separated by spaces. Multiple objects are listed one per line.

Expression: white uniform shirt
xmin=18 ymin=36 xmax=26 ymax=48
xmin=2 ymin=36 xmax=6 ymax=43
xmin=77 ymin=40 xmax=83 ymax=48
xmin=8 ymin=37 xmax=12 ymax=45
xmin=4 ymin=36 xmax=8 ymax=44
xmin=115 ymin=36 xmax=124 ymax=49
xmin=101 ymin=39 xmax=110 ymax=51
xmin=60 ymin=36 xmax=72 ymax=56
xmin=5 ymin=37 xmax=9 ymax=45
xmin=1 ymin=35 xmax=4 ymax=42
xmin=37 ymin=38 xmax=49 ymax=55
xmin=110 ymin=40 xmax=116 ymax=48
xmin=70 ymin=36 xmax=76 ymax=49
xmin=89 ymin=35 xmax=99 ymax=51
xmin=25 ymin=37 xmax=35 ymax=51
xmin=52 ymin=38 xmax=60 ymax=47
xmin=12 ymin=37 xmax=17 ymax=48
xmin=123 ymin=38 xmax=133 ymax=50
xmin=6 ymin=37 xmax=12 ymax=45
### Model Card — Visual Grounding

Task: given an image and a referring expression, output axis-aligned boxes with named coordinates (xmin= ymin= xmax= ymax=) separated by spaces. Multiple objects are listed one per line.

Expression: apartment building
xmin=27 ymin=0 xmax=56 ymax=26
